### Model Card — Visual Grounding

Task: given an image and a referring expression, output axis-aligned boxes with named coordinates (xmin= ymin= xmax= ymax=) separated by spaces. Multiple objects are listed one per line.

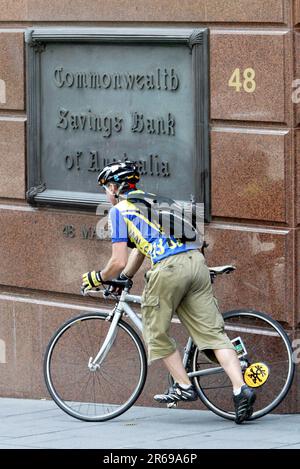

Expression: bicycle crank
xmin=167 ymin=402 xmax=178 ymax=409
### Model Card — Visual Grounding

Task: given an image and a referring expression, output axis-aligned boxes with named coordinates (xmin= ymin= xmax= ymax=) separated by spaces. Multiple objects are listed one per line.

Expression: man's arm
xmin=123 ymin=248 xmax=145 ymax=278
xmin=100 ymin=242 xmax=128 ymax=282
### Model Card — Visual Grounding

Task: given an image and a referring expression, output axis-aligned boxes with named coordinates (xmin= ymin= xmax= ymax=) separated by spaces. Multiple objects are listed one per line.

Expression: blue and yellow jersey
xmin=109 ymin=191 xmax=198 ymax=264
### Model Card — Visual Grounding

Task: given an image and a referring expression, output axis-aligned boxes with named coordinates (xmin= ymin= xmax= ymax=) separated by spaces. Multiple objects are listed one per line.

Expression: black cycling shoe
xmin=233 ymin=385 xmax=256 ymax=424
xmin=154 ymin=383 xmax=198 ymax=405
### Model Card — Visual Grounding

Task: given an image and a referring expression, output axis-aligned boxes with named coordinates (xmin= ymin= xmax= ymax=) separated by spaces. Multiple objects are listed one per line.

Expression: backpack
xmin=126 ymin=191 xmax=202 ymax=245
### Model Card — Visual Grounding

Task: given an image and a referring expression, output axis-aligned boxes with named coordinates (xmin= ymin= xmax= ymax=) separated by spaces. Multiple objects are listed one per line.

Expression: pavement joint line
xmin=0 ymin=423 xmax=238 ymax=444
xmin=0 ymin=408 xmax=176 ymax=423
xmin=0 ymin=408 xmax=61 ymax=419
xmin=271 ymin=441 xmax=300 ymax=449
xmin=155 ymin=426 xmax=235 ymax=442
xmin=0 ymin=441 xmax=45 ymax=449
xmin=0 ymin=423 xmax=104 ymax=440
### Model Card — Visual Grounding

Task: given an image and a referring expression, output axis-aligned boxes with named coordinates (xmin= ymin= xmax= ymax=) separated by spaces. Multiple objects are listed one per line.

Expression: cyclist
xmin=81 ymin=160 xmax=256 ymax=424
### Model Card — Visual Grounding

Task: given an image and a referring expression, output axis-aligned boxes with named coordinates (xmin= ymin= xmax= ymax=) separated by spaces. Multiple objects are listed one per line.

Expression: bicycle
xmin=44 ymin=264 xmax=295 ymax=422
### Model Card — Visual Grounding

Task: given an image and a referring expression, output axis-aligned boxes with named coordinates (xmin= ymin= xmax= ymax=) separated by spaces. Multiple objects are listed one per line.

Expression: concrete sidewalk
xmin=0 ymin=397 xmax=299 ymax=449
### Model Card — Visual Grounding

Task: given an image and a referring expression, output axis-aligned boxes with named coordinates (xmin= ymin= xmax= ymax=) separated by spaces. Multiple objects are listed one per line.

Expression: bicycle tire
xmin=192 ymin=309 xmax=295 ymax=421
xmin=44 ymin=311 xmax=147 ymax=422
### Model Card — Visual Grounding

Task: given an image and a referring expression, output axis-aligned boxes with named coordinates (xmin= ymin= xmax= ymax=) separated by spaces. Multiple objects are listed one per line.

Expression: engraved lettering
xmin=161 ymin=161 xmax=170 ymax=177
xmin=135 ymin=74 xmax=145 ymax=90
xmin=70 ymin=114 xmax=79 ymax=130
xmin=124 ymin=73 xmax=135 ymax=89
xmin=57 ymin=108 xmax=69 ymax=129
xmin=81 ymin=225 xmax=89 ymax=239
xmin=53 ymin=67 xmax=180 ymax=91
xmin=99 ymin=153 xmax=170 ymax=178
xmin=163 ymin=68 xmax=169 ymax=90
xmin=103 ymin=117 xmax=112 ymax=138
xmin=54 ymin=67 xmax=64 ymax=87
xmin=136 ymin=160 xmax=148 ymax=176
xmin=131 ymin=113 xmax=175 ymax=136
xmin=102 ymin=73 xmax=112 ymax=89
xmin=65 ymin=154 xmax=74 ymax=170
xmin=63 ymin=225 xmax=76 ymax=238
xmin=147 ymin=119 xmax=155 ymax=134
xmin=75 ymin=72 xmax=86 ymax=88
xmin=157 ymin=68 xmax=161 ymax=90
xmin=170 ymin=68 xmax=179 ymax=91
xmin=81 ymin=225 xmax=97 ymax=240
xmin=150 ymin=153 xmax=153 ymax=176
xmin=65 ymin=72 xmax=74 ymax=87
xmin=113 ymin=73 xmax=122 ymax=90
xmin=167 ymin=113 xmax=176 ymax=136
xmin=114 ymin=116 xmax=123 ymax=133
xmin=79 ymin=115 xmax=87 ymax=130
xmin=89 ymin=72 xmax=98 ymax=88
xmin=65 ymin=152 xmax=82 ymax=170
xmin=56 ymin=107 xmax=123 ymax=137
xmin=76 ymin=151 xmax=82 ymax=170
xmin=88 ymin=151 xmax=100 ymax=172
xmin=146 ymin=74 xmax=155 ymax=90
xmin=131 ymin=113 xmax=144 ymax=133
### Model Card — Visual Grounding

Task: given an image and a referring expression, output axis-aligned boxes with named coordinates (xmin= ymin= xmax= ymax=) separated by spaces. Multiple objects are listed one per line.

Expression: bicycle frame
xmin=87 ymin=288 xmax=225 ymax=378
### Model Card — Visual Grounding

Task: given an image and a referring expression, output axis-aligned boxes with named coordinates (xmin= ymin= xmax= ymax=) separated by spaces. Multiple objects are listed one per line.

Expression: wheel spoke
xmin=44 ymin=314 xmax=146 ymax=422
xmin=193 ymin=310 xmax=294 ymax=421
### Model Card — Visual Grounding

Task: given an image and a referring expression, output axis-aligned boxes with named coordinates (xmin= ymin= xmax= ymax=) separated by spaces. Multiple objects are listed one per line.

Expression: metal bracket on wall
xmin=26 ymin=183 xmax=47 ymax=203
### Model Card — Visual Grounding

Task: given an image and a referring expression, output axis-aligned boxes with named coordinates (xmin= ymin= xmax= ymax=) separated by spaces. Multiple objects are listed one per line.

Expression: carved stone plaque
xmin=26 ymin=28 xmax=210 ymax=218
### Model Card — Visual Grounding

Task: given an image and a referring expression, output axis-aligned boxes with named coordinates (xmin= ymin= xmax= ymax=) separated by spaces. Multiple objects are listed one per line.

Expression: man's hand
xmin=109 ymin=272 xmax=133 ymax=295
xmin=81 ymin=270 xmax=103 ymax=295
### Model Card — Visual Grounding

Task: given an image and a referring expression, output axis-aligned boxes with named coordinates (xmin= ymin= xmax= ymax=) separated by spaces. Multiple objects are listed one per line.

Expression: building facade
xmin=0 ymin=0 xmax=299 ymax=412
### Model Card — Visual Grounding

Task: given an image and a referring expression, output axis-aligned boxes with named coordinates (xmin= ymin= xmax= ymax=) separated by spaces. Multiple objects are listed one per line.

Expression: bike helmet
xmin=98 ymin=160 xmax=140 ymax=193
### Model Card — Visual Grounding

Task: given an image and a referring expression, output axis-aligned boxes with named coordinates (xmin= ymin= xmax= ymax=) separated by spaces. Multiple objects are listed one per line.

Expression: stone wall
xmin=0 ymin=0 xmax=299 ymax=412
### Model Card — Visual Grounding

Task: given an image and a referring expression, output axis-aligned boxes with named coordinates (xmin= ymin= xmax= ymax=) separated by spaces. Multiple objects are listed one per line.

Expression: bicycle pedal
xmin=167 ymin=402 xmax=178 ymax=409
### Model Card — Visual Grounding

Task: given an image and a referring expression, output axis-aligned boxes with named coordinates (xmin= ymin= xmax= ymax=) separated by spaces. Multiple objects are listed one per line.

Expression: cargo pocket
xmin=141 ymin=295 xmax=160 ymax=309
xmin=141 ymin=295 xmax=160 ymax=347
xmin=213 ymin=297 xmax=225 ymax=330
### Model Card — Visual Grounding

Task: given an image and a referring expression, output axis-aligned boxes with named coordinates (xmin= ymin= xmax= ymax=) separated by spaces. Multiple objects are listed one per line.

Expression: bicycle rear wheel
xmin=192 ymin=310 xmax=295 ymax=420
xmin=44 ymin=312 xmax=147 ymax=422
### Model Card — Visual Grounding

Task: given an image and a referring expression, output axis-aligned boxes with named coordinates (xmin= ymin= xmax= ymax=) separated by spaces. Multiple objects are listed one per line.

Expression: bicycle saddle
xmin=209 ymin=265 xmax=236 ymax=275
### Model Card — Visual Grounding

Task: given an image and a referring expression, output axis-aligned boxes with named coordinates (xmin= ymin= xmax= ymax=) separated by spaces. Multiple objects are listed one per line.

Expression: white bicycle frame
xmin=87 ymin=288 xmax=226 ymax=378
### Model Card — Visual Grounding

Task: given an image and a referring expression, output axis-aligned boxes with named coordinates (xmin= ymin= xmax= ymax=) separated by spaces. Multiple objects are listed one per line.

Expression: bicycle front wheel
xmin=44 ymin=312 xmax=147 ymax=422
xmin=192 ymin=309 xmax=295 ymax=420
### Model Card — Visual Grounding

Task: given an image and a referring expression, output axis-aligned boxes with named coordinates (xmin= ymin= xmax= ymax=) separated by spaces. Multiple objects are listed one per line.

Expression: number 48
xmin=228 ymin=68 xmax=256 ymax=93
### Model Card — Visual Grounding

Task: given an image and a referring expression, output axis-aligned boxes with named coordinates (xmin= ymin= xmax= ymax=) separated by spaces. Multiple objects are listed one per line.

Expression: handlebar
xmin=81 ymin=277 xmax=132 ymax=298
xmin=102 ymin=278 xmax=132 ymax=289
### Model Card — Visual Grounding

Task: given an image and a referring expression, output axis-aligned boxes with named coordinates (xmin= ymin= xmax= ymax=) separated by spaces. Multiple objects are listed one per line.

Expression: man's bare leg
xmin=214 ymin=348 xmax=245 ymax=391
xmin=162 ymin=349 xmax=191 ymax=385
xmin=154 ymin=349 xmax=197 ymax=404
xmin=162 ymin=348 xmax=245 ymax=391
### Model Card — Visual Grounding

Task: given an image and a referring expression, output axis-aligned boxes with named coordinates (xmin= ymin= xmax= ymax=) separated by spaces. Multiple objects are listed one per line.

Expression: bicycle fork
xmin=88 ymin=307 xmax=122 ymax=372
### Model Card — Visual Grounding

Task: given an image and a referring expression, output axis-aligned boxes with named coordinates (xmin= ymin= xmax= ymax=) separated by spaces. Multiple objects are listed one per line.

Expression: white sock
xmin=233 ymin=387 xmax=242 ymax=396
xmin=178 ymin=383 xmax=192 ymax=389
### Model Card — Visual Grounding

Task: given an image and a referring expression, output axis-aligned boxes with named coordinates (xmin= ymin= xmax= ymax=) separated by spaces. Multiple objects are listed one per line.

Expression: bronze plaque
xmin=26 ymin=28 xmax=210 ymax=218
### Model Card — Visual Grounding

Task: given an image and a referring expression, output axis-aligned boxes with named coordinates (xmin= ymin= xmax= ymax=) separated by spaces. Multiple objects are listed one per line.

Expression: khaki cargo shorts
xmin=141 ymin=250 xmax=234 ymax=364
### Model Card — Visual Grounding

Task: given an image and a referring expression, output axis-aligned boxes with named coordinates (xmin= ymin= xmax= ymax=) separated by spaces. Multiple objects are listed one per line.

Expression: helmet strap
xmin=115 ymin=181 xmax=125 ymax=198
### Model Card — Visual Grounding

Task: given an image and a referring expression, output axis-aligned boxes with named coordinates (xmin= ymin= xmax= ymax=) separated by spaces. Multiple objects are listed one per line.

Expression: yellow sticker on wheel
xmin=244 ymin=362 xmax=269 ymax=388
